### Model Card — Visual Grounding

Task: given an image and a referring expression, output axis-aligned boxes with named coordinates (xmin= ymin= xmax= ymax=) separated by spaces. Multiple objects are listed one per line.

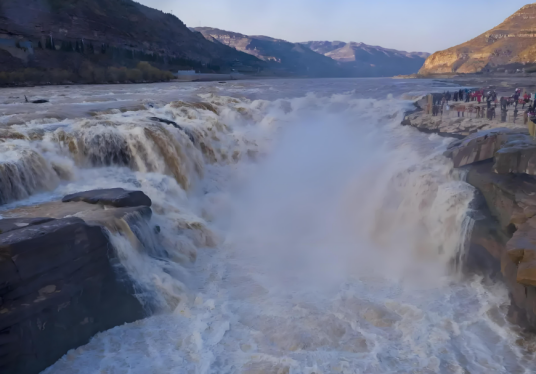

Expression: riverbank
xmin=404 ymin=95 xmax=536 ymax=331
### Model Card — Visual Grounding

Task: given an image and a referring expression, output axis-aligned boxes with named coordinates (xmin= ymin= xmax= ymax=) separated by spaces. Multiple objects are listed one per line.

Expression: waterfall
xmin=0 ymin=80 xmax=528 ymax=374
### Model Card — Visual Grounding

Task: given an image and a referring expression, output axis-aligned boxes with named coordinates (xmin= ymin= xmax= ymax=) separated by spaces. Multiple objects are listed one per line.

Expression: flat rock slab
xmin=62 ymin=188 xmax=152 ymax=208
xmin=0 ymin=217 xmax=54 ymax=234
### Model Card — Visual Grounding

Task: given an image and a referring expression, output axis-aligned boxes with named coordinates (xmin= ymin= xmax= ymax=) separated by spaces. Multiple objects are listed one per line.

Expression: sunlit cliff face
xmin=420 ymin=4 xmax=536 ymax=75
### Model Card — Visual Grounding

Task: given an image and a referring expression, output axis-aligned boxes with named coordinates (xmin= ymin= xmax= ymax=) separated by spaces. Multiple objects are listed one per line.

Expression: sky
xmin=137 ymin=0 xmax=532 ymax=53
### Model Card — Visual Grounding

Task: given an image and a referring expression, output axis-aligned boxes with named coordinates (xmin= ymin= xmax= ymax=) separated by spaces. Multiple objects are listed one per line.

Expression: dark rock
xmin=0 ymin=217 xmax=55 ymax=234
xmin=24 ymin=96 xmax=49 ymax=104
xmin=0 ymin=217 xmax=145 ymax=374
xmin=149 ymin=117 xmax=196 ymax=144
xmin=62 ymin=188 xmax=152 ymax=208
xmin=149 ymin=116 xmax=182 ymax=128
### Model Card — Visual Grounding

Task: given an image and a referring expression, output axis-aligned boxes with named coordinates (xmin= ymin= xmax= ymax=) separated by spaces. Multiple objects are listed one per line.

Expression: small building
xmin=176 ymin=70 xmax=197 ymax=76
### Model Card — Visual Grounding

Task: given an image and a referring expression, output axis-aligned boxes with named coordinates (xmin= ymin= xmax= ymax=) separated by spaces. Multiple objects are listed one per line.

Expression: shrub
xmin=126 ymin=68 xmax=143 ymax=83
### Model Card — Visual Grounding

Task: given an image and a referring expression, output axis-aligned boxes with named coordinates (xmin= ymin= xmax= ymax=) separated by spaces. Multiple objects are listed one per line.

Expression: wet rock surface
xmin=0 ymin=189 xmax=151 ymax=374
xmin=0 ymin=217 xmax=55 ymax=234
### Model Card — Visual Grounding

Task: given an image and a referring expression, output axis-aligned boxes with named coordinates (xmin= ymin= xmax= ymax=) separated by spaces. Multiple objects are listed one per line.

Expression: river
xmin=0 ymin=78 xmax=533 ymax=373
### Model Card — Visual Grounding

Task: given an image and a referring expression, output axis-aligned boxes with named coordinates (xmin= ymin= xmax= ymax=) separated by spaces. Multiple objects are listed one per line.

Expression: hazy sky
xmin=138 ymin=0 xmax=531 ymax=53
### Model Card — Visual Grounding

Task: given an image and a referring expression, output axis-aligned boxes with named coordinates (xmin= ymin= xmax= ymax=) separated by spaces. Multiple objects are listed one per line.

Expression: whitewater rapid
xmin=0 ymin=79 xmax=533 ymax=373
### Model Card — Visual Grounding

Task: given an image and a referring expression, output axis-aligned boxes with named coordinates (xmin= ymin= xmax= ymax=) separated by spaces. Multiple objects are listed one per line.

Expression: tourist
xmin=457 ymin=105 xmax=465 ymax=117
xmin=500 ymin=97 xmax=507 ymax=111
xmin=523 ymin=92 xmax=531 ymax=109
xmin=528 ymin=110 xmax=536 ymax=139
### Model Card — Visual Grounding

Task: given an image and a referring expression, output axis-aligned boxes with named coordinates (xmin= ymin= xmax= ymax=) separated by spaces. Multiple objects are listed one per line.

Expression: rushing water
xmin=0 ymin=78 xmax=534 ymax=373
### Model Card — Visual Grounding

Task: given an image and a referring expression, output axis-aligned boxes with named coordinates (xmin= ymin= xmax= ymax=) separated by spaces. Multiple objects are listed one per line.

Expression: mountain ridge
xmin=193 ymin=27 xmax=343 ymax=77
xmin=420 ymin=3 xmax=536 ymax=74
xmin=0 ymin=0 xmax=262 ymax=75
xmin=302 ymin=40 xmax=430 ymax=76
xmin=194 ymin=27 xmax=429 ymax=77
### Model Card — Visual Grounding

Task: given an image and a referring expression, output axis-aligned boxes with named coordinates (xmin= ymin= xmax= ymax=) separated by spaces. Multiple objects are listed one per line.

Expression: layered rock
xmin=403 ymin=102 xmax=527 ymax=138
xmin=403 ymin=96 xmax=536 ymax=329
xmin=0 ymin=188 xmax=152 ymax=374
xmin=420 ymin=4 xmax=536 ymax=74
xmin=465 ymin=162 xmax=536 ymax=329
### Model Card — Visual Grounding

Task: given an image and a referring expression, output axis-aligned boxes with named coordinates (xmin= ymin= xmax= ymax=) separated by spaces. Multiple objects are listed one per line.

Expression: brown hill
xmin=420 ymin=3 xmax=536 ymax=74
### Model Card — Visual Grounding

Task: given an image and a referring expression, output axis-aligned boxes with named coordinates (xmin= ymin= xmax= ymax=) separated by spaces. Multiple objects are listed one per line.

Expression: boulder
xmin=444 ymin=128 xmax=524 ymax=168
xmin=442 ymin=127 xmax=536 ymax=174
xmin=62 ymin=188 xmax=151 ymax=208
xmin=0 ymin=217 xmax=146 ymax=374
xmin=494 ymin=137 xmax=536 ymax=175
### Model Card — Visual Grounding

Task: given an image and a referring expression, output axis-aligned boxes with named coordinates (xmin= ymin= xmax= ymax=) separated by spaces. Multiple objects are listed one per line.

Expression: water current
xmin=0 ymin=78 xmax=534 ymax=373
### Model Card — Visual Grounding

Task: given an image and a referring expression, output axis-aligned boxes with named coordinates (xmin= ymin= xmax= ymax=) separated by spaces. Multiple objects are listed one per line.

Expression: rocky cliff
xmin=193 ymin=27 xmax=342 ymax=77
xmin=420 ymin=4 xmax=536 ymax=74
xmin=404 ymin=99 xmax=536 ymax=330
xmin=0 ymin=0 xmax=262 ymax=74
xmin=303 ymin=41 xmax=430 ymax=76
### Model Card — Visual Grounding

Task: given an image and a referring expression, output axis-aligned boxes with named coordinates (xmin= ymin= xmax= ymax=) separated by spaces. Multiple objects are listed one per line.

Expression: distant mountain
xmin=194 ymin=27 xmax=429 ymax=77
xmin=0 ymin=0 xmax=262 ymax=74
xmin=192 ymin=27 xmax=342 ymax=77
xmin=420 ymin=3 xmax=536 ymax=74
xmin=303 ymin=41 xmax=430 ymax=76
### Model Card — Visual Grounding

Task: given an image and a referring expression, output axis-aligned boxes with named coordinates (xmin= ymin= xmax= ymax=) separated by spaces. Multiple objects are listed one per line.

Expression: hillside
xmin=420 ymin=3 xmax=536 ymax=74
xmin=0 ymin=0 xmax=262 ymax=77
xmin=303 ymin=41 xmax=430 ymax=76
xmin=193 ymin=27 xmax=343 ymax=77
